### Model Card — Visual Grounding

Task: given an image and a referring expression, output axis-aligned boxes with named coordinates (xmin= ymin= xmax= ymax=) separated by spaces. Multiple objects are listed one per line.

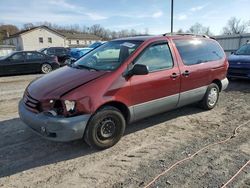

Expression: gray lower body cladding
xmin=129 ymin=78 xmax=229 ymax=122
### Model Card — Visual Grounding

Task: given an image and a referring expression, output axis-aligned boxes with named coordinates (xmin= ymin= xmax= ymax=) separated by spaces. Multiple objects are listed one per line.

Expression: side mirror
xmin=231 ymin=51 xmax=234 ymax=55
xmin=124 ymin=64 xmax=149 ymax=77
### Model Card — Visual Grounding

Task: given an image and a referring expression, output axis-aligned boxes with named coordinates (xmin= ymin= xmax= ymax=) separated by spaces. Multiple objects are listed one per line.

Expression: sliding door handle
xmin=182 ymin=70 xmax=190 ymax=76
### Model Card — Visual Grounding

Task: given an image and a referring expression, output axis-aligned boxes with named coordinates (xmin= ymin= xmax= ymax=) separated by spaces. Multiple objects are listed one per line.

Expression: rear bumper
xmin=221 ymin=78 xmax=229 ymax=91
xmin=18 ymin=100 xmax=91 ymax=142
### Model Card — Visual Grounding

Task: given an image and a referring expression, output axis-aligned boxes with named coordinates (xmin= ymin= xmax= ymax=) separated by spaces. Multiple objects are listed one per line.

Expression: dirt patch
xmin=0 ymin=75 xmax=249 ymax=188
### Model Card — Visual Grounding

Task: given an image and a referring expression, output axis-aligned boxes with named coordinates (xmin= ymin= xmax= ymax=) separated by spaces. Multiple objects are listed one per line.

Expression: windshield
xmin=235 ymin=44 xmax=250 ymax=55
xmin=38 ymin=48 xmax=47 ymax=53
xmin=89 ymin=42 xmax=103 ymax=49
xmin=73 ymin=40 xmax=142 ymax=71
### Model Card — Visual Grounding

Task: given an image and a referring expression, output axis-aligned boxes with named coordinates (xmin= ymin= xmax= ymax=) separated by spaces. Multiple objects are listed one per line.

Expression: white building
xmin=3 ymin=26 xmax=102 ymax=51
xmin=62 ymin=32 xmax=101 ymax=47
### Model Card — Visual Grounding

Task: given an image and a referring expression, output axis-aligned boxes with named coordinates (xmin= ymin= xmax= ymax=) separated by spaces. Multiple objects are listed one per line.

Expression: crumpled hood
xmin=27 ymin=66 xmax=106 ymax=100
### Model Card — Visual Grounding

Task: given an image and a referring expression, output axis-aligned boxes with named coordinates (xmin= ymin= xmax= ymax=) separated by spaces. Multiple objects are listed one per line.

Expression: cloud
xmin=110 ymin=23 xmax=144 ymax=29
xmin=119 ymin=10 xmax=163 ymax=19
xmin=0 ymin=0 xmax=108 ymax=24
xmin=176 ymin=14 xmax=187 ymax=21
xmin=190 ymin=4 xmax=208 ymax=12
xmin=48 ymin=0 xmax=77 ymax=10
xmin=152 ymin=11 xmax=163 ymax=18
xmin=85 ymin=12 xmax=108 ymax=20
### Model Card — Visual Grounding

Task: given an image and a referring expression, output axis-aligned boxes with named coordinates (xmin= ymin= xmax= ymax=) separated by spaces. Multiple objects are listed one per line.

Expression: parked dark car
xmin=0 ymin=51 xmax=59 ymax=76
xmin=227 ymin=43 xmax=250 ymax=79
xmin=70 ymin=48 xmax=92 ymax=60
xmin=19 ymin=34 xmax=228 ymax=149
xmin=39 ymin=47 xmax=71 ymax=66
xmin=70 ymin=42 xmax=105 ymax=60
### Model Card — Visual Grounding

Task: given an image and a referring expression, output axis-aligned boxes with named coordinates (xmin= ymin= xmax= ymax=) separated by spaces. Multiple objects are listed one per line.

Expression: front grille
xmin=23 ymin=92 xmax=40 ymax=113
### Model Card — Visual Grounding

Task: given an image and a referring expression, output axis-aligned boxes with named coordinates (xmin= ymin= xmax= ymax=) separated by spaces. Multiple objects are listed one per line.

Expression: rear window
xmin=174 ymin=39 xmax=225 ymax=65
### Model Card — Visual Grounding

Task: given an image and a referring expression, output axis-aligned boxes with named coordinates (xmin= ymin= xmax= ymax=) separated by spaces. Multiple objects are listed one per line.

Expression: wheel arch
xmin=96 ymin=101 xmax=131 ymax=123
xmin=212 ymin=79 xmax=222 ymax=92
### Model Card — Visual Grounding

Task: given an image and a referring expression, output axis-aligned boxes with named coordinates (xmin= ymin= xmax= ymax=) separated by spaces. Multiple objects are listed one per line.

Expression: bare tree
xmin=0 ymin=24 xmax=19 ymax=43
xmin=23 ymin=23 xmax=34 ymax=30
xmin=0 ymin=24 xmax=19 ymax=35
xmin=222 ymin=17 xmax=249 ymax=35
xmin=176 ymin=29 xmax=184 ymax=34
xmin=187 ymin=23 xmax=213 ymax=35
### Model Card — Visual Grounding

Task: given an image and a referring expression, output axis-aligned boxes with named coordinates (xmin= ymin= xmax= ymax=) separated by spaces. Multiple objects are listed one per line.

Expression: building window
xmin=77 ymin=40 xmax=79 ymax=44
xmin=48 ymin=37 xmax=52 ymax=43
xmin=39 ymin=37 xmax=43 ymax=43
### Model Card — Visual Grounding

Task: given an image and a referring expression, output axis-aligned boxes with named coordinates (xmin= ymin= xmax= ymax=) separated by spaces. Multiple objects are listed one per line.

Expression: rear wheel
xmin=200 ymin=83 xmax=219 ymax=110
xmin=84 ymin=106 xmax=126 ymax=149
xmin=41 ymin=63 xmax=52 ymax=74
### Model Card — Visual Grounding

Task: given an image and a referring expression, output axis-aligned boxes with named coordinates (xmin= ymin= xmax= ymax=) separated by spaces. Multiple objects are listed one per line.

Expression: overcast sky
xmin=0 ymin=0 xmax=249 ymax=35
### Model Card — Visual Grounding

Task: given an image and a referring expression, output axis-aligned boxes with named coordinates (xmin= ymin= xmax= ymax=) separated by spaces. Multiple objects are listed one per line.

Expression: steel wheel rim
xmin=208 ymin=88 xmax=218 ymax=106
xmin=42 ymin=64 xmax=52 ymax=73
xmin=97 ymin=117 xmax=116 ymax=140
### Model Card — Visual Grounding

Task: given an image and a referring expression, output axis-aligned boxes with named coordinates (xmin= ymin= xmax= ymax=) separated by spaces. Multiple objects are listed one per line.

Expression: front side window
xmin=9 ymin=53 xmax=25 ymax=61
xmin=26 ymin=52 xmax=44 ymax=60
xmin=174 ymin=39 xmax=225 ymax=65
xmin=235 ymin=44 xmax=250 ymax=55
xmin=47 ymin=48 xmax=55 ymax=55
xmin=73 ymin=40 xmax=142 ymax=71
xmin=135 ymin=43 xmax=173 ymax=72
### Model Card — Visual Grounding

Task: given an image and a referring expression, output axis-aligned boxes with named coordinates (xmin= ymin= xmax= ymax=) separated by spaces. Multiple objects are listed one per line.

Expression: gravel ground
xmin=0 ymin=74 xmax=249 ymax=188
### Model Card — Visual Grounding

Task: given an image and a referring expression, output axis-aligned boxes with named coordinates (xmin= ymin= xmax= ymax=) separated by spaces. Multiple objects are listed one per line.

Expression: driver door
xmin=129 ymin=41 xmax=181 ymax=121
xmin=6 ymin=52 xmax=26 ymax=74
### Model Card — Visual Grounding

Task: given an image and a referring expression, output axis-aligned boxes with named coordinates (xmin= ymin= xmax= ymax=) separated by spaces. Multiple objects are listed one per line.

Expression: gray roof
xmin=213 ymin=33 xmax=250 ymax=39
xmin=4 ymin=25 xmax=101 ymax=41
xmin=60 ymin=32 xmax=101 ymax=40
xmin=4 ymin=26 xmax=65 ymax=39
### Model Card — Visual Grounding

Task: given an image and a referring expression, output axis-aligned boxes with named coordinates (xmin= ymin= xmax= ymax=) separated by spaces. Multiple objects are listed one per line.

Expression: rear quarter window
xmin=174 ymin=39 xmax=225 ymax=66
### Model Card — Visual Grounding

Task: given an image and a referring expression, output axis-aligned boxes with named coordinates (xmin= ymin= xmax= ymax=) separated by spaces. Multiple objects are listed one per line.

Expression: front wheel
xmin=41 ymin=63 xmax=53 ymax=74
xmin=84 ymin=106 xmax=126 ymax=149
xmin=200 ymin=83 xmax=220 ymax=110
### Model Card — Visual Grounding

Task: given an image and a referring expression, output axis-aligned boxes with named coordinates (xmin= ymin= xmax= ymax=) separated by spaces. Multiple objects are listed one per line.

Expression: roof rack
xmin=162 ymin=33 xmax=214 ymax=39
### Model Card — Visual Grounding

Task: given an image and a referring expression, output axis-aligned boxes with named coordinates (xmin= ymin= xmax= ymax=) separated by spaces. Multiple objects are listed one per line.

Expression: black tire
xmin=200 ymin=83 xmax=220 ymax=110
xmin=41 ymin=63 xmax=53 ymax=74
xmin=84 ymin=106 xmax=126 ymax=149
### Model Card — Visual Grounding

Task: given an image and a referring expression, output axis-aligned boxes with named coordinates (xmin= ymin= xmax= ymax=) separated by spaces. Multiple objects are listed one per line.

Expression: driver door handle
xmin=170 ymin=72 xmax=178 ymax=78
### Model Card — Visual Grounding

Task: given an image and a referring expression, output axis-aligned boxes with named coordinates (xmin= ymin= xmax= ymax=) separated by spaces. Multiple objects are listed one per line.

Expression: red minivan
xmin=19 ymin=34 xmax=229 ymax=149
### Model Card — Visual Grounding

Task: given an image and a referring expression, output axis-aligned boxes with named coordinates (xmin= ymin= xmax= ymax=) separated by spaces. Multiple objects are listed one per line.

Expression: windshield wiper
xmin=76 ymin=64 xmax=99 ymax=71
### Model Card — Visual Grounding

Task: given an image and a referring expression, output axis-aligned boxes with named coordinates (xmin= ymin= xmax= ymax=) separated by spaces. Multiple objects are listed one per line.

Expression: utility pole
xmin=171 ymin=0 xmax=174 ymax=33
